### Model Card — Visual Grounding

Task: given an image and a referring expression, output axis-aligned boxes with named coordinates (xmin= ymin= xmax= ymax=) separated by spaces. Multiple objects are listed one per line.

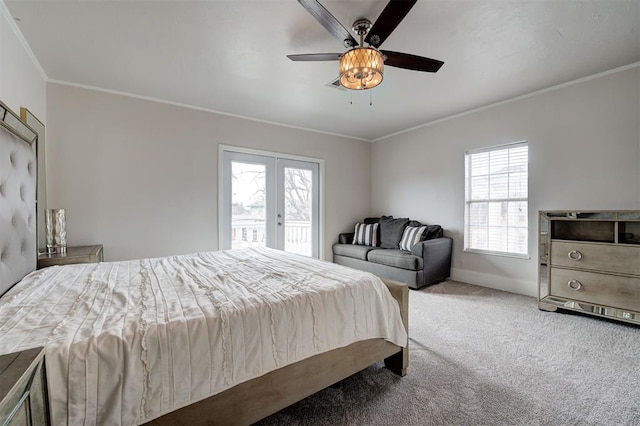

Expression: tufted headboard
xmin=0 ymin=102 xmax=37 ymax=295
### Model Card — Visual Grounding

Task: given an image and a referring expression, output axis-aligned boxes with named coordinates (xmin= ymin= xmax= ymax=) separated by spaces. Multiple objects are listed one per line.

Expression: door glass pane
xmin=283 ymin=167 xmax=312 ymax=256
xmin=231 ymin=162 xmax=266 ymax=249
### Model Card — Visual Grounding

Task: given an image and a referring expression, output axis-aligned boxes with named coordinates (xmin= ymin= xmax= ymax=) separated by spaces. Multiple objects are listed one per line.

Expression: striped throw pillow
xmin=399 ymin=225 xmax=427 ymax=251
xmin=352 ymin=223 xmax=379 ymax=247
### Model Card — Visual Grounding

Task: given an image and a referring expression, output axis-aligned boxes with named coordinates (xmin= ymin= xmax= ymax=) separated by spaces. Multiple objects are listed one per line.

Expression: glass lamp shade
xmin=45 ymin=208 xmax=67 ymax=254
xmin=339 ymin=47 xmax=384 ymax=90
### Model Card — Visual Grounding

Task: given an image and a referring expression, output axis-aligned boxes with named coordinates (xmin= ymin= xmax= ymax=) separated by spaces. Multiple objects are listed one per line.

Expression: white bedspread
xmin=0 ymin=247 xmax=406 ymax=425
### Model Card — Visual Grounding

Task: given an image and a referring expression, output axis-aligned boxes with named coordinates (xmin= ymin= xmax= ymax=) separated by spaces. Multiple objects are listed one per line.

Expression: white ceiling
xmin=6 ymin=0 xmax=639 ymax=141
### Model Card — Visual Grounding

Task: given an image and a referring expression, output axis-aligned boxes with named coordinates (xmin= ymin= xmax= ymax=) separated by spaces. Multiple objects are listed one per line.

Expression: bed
xmin=0 ymin=100 xmax=408 ymax=425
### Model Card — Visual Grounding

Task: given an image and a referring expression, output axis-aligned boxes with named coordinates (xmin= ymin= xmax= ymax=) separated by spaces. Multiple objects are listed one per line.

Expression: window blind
xmin=465 ymin=142 xmax=528 ymax=256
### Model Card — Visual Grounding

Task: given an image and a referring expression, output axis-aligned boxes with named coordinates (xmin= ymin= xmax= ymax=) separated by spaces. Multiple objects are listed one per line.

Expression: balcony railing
xmin=231 ymin=219 xmax=311 ymax=256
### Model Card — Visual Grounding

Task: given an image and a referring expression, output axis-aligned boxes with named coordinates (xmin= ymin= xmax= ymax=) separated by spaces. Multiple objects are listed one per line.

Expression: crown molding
xmin=372 ymin=62 xmax=640 ymax=143
xmin=47 ymin=79 xmax=369 ymax=142
xmin=0 ymin=0 xmax=47 ymax=81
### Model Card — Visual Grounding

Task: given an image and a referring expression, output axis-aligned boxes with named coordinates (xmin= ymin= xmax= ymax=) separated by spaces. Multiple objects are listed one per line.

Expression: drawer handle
xmin=567 ymin=250 xmax=582 ymax=261
xmin=567 ymin=279 xmax=582 ymax=291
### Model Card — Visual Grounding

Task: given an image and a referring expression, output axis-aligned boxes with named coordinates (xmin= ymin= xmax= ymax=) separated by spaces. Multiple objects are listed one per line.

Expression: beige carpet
xmin=257 ymin=280 xmax=640 ymax=425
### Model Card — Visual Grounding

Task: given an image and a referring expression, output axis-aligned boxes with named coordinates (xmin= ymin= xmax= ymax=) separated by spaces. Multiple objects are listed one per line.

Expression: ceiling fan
xmin=287 ymin=0 xmax=444 ymax=91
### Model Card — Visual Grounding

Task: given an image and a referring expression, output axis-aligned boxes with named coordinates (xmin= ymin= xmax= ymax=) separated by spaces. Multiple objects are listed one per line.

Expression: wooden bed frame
xmin=0 ymin=100 xmax=408 ymax=426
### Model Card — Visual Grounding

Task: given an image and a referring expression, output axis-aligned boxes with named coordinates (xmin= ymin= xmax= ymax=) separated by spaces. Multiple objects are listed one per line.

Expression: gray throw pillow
xmin=352 ymin=223 xmax=379 ymax=247
xmin=424 ymin=224 xmax=443 ymax=240
xmin=379 ymin=216 xmax=410 ymax=248
xmin=406 ymin=220 xmax=443 ymax=241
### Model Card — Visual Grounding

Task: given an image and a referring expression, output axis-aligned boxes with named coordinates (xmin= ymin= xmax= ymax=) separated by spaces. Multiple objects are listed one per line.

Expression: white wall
xmin=0 ymin=2 xmax=45 ymax=121
xmin=46 ymin=83 xmax=371 ymax=261
xmin=372 ymin=67 xmax=640 ymax=297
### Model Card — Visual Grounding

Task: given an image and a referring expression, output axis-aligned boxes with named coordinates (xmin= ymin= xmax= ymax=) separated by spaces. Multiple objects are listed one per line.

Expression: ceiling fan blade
xmin=298 ymin=0 xmax=358 ymax=48
xmin=381 ymin=50 xmax=444 ymax=72
xmin=287 ymin=53 xmax=342 ymax=61
xmin=365 ymin=0 xmax=417 ymax=47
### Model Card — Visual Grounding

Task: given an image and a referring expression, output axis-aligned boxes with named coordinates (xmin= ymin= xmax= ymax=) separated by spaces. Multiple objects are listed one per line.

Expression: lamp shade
xmin=339 ymin=47 xmax=384 ymax=90
xmin=45 ymin=208 xmax=67 ymax=254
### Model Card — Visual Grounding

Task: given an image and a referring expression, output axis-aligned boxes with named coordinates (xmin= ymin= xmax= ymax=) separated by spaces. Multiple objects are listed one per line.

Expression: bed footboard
xmin=381 ymin=278 xmax=409 ymax=377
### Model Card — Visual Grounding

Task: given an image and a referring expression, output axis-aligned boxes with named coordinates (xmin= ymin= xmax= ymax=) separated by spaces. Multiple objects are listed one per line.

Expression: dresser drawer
xmin=550 ymin=267 xmax=640 ymax=312
xmin=550 ymin=241 xmax=640 ymax=276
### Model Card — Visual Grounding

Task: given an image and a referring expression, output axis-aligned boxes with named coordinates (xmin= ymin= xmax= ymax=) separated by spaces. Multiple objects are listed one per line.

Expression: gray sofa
xmin=333 ymin=216 xmax=452 ymax=290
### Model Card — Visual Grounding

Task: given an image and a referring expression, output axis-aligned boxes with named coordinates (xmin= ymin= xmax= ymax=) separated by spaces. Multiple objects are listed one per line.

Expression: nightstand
xmin=37 ymin=245 xmax=104 ymax=269
xmin=0 ymin=347 xmax=49 ymax=425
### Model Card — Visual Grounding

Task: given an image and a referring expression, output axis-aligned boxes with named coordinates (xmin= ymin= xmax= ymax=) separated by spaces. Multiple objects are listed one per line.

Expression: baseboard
xmin=450 ymin=268 xmax=537 ymax=298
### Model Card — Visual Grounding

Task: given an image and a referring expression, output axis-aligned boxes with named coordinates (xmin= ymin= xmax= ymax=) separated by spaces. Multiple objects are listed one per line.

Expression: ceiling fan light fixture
xmin=339 ymin=47 xmax=384 ymax=90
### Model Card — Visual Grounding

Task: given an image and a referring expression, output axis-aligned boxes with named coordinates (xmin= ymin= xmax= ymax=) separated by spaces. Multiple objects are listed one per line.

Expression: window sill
xmin=464 ymin=248 xmax=531 ymax=260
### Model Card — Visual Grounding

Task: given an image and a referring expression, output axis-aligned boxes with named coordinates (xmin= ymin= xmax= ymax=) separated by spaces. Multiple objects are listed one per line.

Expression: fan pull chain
xmin=346 ymin=90 xmax=375 ymax=105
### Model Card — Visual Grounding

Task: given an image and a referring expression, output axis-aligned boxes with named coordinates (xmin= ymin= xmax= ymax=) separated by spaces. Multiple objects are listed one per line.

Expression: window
xmin=465 ymin=142 xmax=528 ymax=257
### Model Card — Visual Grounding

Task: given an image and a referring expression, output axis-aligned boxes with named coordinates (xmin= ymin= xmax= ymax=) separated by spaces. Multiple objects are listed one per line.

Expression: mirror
xmin=20 ymin=108 xmax=47 ymax=254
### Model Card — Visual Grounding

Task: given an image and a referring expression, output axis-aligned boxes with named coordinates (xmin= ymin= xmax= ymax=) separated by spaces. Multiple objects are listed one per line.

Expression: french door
xmin=221 ymin=150 xmax=320 ymax=258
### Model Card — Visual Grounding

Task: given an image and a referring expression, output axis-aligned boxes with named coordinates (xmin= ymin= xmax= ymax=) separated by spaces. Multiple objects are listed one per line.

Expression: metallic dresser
xmin=0 ymin=347 xmax=49 ymax=425
xmin=538 ymin=210 xmax=640 ymax=325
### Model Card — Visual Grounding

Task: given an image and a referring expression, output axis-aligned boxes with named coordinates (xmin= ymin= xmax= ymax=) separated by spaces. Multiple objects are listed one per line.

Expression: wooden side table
xmin=37 ymin=245 xmax=104 ymax=269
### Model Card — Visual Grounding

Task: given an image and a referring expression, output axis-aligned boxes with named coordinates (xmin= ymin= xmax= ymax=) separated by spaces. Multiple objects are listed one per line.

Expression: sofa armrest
xmin=339 ymin=233 xmax=355 ymax=244
xmin=411 ymin=237 xmax=453 ymax=285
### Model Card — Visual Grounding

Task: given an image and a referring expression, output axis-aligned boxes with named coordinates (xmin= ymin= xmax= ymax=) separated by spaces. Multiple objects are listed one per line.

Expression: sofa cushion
xmin=424 ymin=224 xmax=444 ymax=240
xmin=353 ymin=223 xmax=379 ymax=247
xmin=379 ymin=216 xmax=410 ymax=249
xmin=332 ymin=243 xmax=375 ymax=260
xmin=339 ymin=233 xmax=354 ymax=244
xmin=367 ymin=249 xmax=423 ymax=271
xmin=406 ymin=220 xmax=443 ymax=241
xmin=399 ymin=225 xmax=427 ymax=251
